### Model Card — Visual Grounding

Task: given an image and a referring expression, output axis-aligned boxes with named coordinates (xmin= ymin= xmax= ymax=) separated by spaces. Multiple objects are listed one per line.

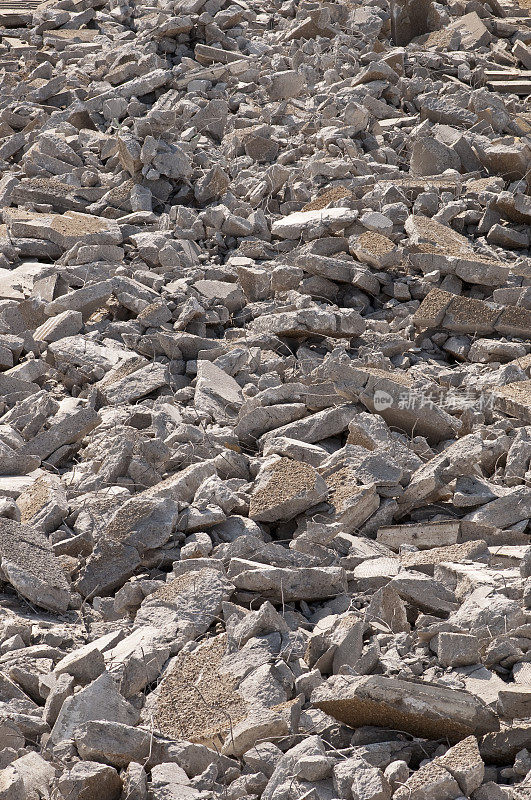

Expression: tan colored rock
xmin=436 ymin=736 xmax=485 ymax=795
xmin=249 ymin=457 xmax=328 ymax=522
xmin=393 ymin=761 xmax=460 ymax=800
xmin=311 ymin=675 xmax=499 ymax=742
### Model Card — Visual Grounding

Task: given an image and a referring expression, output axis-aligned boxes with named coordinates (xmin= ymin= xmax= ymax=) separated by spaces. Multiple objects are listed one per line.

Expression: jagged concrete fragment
xmin=50 ymin=671 xmax=140 ymax=744
xmin=311 ymin=675 xmax=500 ymax=742
xmin=228 ymin=560 xmax=347 ymax=602
xmin=0 ymin=519 xmax=70 ymax=613
xmin=249 ymin=458 xmax=328 ymax=522
xmin=19 ymin=405 xmax=100 ymax=461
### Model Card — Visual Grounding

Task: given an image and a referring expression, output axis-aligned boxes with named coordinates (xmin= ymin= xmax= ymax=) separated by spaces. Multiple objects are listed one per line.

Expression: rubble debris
xmin=311 ymin=674 xmax=500 ymax=741
xmin=0 ymin=0 xmax=528 ymax=797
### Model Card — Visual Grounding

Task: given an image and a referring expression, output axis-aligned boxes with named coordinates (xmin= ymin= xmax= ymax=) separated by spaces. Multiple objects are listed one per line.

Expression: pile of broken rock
xmin=0 ymin=0 xmax=530 ymax=797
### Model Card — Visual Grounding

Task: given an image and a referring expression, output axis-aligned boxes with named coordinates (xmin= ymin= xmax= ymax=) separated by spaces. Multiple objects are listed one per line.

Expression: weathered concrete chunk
xmin=436 ymin=736 xmax=484 ymax=796
xmin=50 ymin=671 xmax=140 ymax=745
xmin=448 ymin=12 xmax=491 ymax=48
xmin=5 ymin=209 xmax=121 ymax=250
xmin=148 ymin=635 xmax=247 ymax=749
xmin=0 ymin=0 xmax=529 ymax=792
xmin=260 ymin=404 xmax=358 ymax=448
xmin=57 ymin=761 xmax=122 ymax=800
xmin=249 ymin=458 xmax=328 ymax=522
xmin=134 ymin=568 xmax=234 ymax=641
xmin=228 ymin=559 xmax=347 ymax=601
xmin=102 ymin=363 xmax=169 ymax=405
xmin=377 ymin=521 xmax=460 ymax=551
xmin=272 ymin=208 xmax=359 ymax=240
xmin=194 ymin=360 xmax=243 ymax=422
xmin=19 ymin=405 xmax=100 ymax=461
xmin=249 ymin=308 xmax=365 ymax=339
xmin=390 ymin=571 xmax=458 ymax=614
xmin=311 ymin=675 xmax=499 ymax=742
xmin=436 ymin=632 xmax=480 ymax=667
xmin=497 ymin=686 xmax=531 ymax=720
xmin=0 ymin=519 xmax=70 ymax=613
xmin=410 ymin=136 xmax=461 ymax=177
xmin=393 ymin=760 xmax=460 ymax=800
xmin=390 ymin=0 xmax=430 ymax=45
xmin=327 ymin=361 xmax=460 ymax=444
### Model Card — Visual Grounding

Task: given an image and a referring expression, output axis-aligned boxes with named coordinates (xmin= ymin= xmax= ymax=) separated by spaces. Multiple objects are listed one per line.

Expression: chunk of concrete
xmin=0 ymin=519 xmax=71 ymax=613
xmin=50 ymin=671 xmax=140 ymax=745
xmin=311 ymin=675 xmax=499 ymax=742
xmin=249 ymin=458 xmax=328 ymax=522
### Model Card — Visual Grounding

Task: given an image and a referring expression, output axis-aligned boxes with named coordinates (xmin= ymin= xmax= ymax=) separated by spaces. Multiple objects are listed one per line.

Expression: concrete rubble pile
xmin=0 ymin=0 xmax=530 ymax=795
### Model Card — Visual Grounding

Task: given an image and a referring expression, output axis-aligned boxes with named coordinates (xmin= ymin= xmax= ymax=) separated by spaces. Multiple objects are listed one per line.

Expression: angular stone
xmin=249 ymin=458 xmax=328 ymax=522
xmin=102 ymin=363 xmax=169 ymax=405
xmin=286 ymin=10 xmax=337 ymax=40
xmin=57 ymin=762 xmax=122 ymax=800
xmin=0 ymin=519 xmax=70 ymax=613
xmin=272 ymin=208 xmax=359 ymax=240
xmin=390 ymin=571 xmax=458 ymax=614
xmin=447 ymin=12 xmax=491 ymax=49
xmin=311 ymin=675 xmax=499 ymax=742
xmin=19 ymin=405 xmax=100 ymax=461
xmin=436 ymin=633 xmax=480 ymax=668
xmin=2 ymin=753 xmax=54 ymax=800
xmin=377 ymin=521 xmax=460 ymax=551
xmin=194 ymin=360 xmax=243 ymax=422
xmin=393 ymin=761 xmax=460 ymax=800
xmin=34 ymin=310 xmax=83 ymax=344
xmin=497 ymin=686 xmax=531 ymax=720
xmin=228 ymin=559 xmax=347 ymax=602
xmin=410 ymin=136 xmax=461 ymax=177
xmin=50 ymin=671 xmax=140 ymax=745
xmin=133 ymin=568 xmax=234 ymax=642
xmin=53 ymin=641 xmax=106 ymax=686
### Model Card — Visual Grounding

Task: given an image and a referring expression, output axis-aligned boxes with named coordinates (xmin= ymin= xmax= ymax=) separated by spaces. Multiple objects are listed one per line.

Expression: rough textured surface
xmin=311 ymin=674 xmax=500 ymax=741
xmin=0 ymin=0 xmax=528 ymax=797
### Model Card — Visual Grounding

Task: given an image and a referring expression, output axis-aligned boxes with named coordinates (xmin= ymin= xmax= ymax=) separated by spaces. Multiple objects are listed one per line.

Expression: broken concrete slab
xmin=228 ymin=559 xmax=347 ymax=602
xmin=249 ymin=458 xmax=328 ymax=522
xmin=0 ymin=519 xmax=70 ymax=613
xmin=49 ymin=671 xmax=140 ymax=745
xmin=311 ymin=675 xmax=500 ymax=742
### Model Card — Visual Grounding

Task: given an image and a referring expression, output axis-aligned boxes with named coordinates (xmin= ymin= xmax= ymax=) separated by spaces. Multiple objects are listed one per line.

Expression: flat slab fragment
xmin=311 ymin=674 xmax=500 ymax=742
xmin=228 ymin=559 xmax=347 ymax=602
xmin=414 ymin=289 xmax=510 ymax=336
xmin=442 ymin=295 xmax=501 ymax=335
xmin=102 ymin=363 xmax=169 ymax=405
xmin=249 ymin=308 xmax=364 ymax=339
xmin=377 ymin=521 xmax=460 ymax=551
xmin=0 ymin=0 xmax=42 ymax=24
xmin=4 ymin=209 xmax=122 ymax=250
xmin=271 ymin=208 xmax=359 ymax=239
xmin=405 ymin=214 xmax=474 ymax=255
